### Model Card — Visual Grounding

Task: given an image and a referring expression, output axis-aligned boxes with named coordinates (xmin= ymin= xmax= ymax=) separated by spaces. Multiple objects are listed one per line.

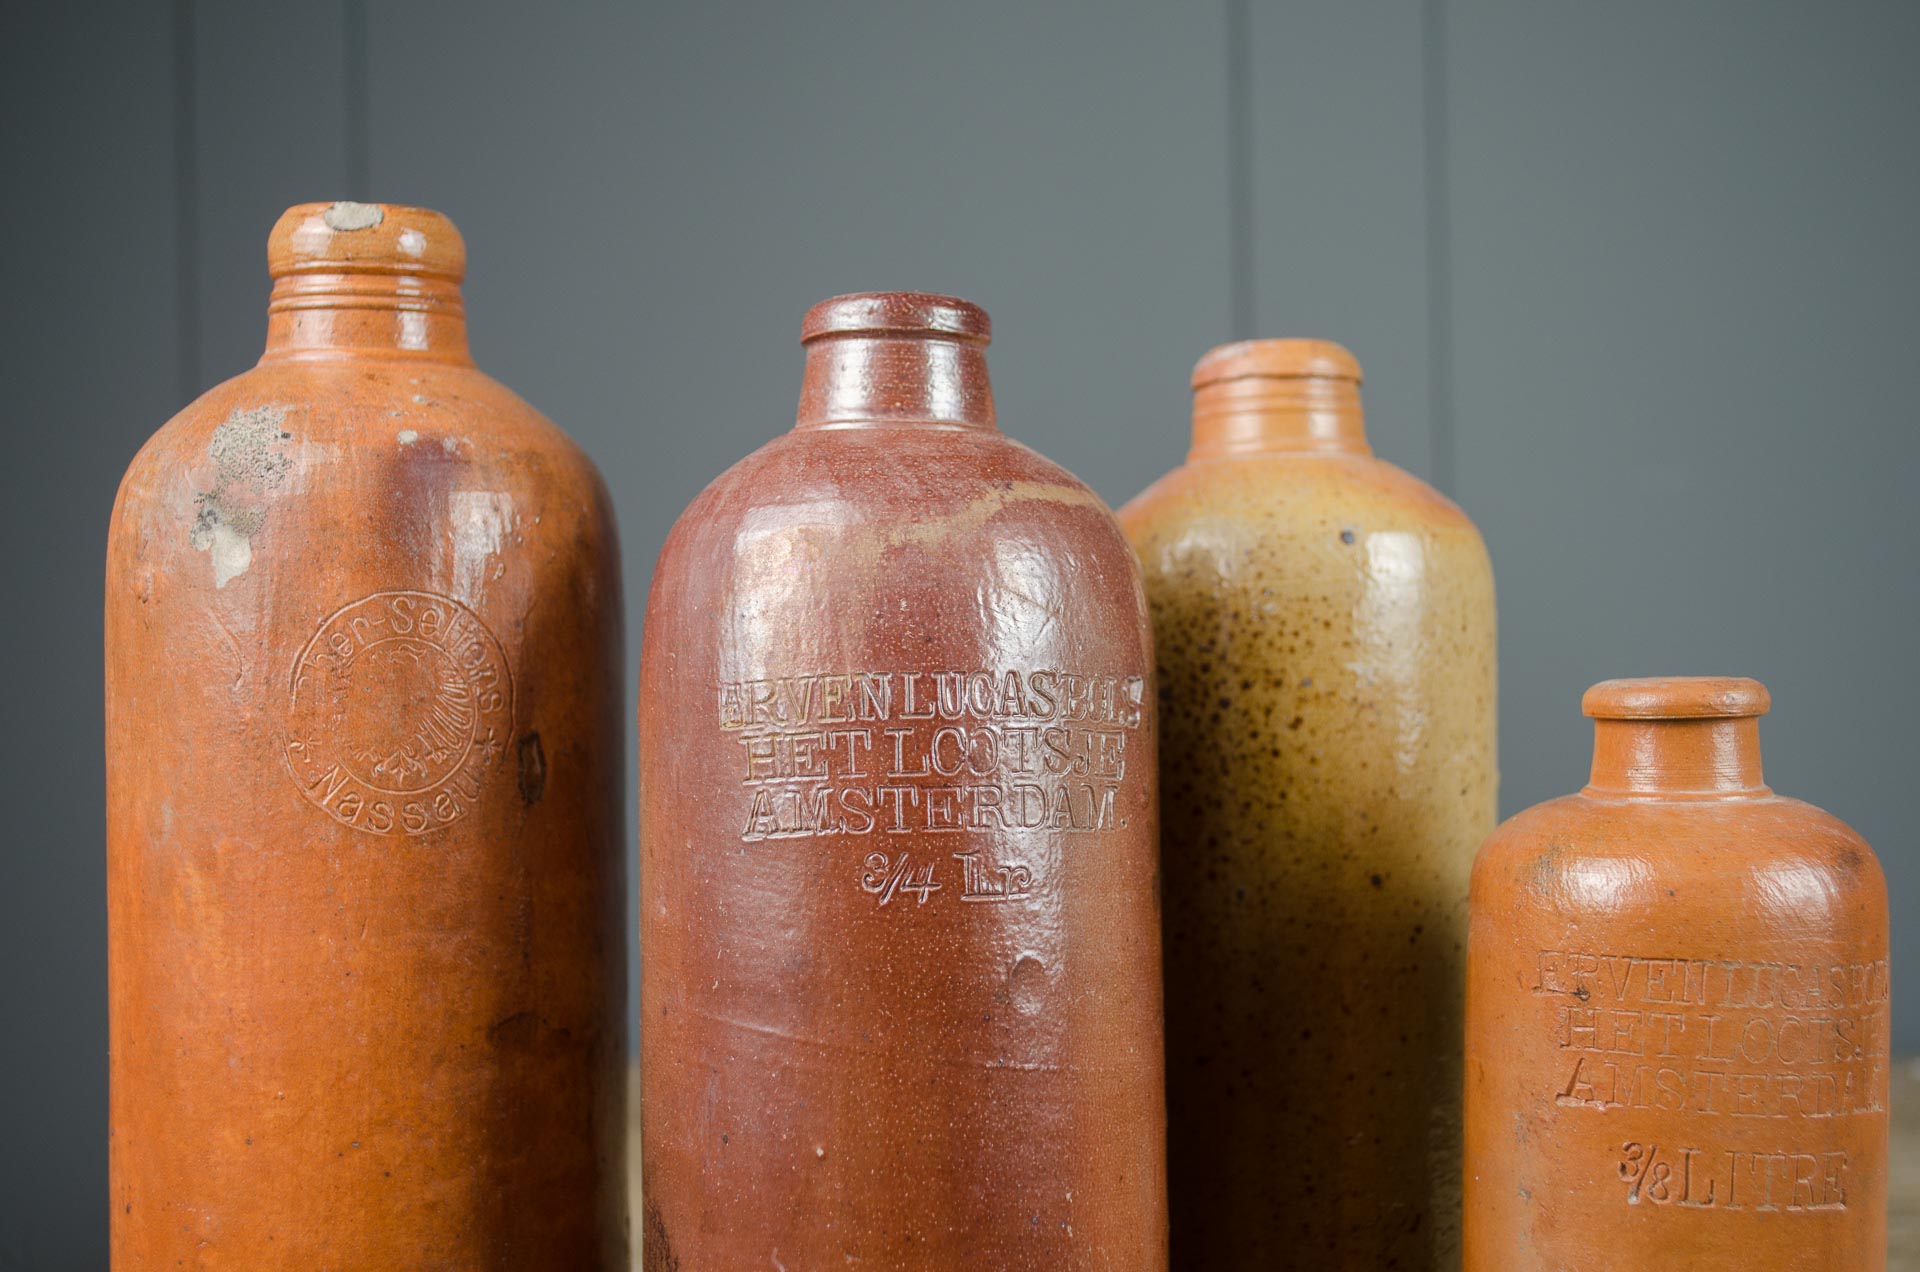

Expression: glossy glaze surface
xmin=1119 ymin=340 xmax=1496 ymax=1268
xmin=1465 ymin=678 xmax=1889 ymax=1270
xmin=639 ymin=292 xmax=1167 ymax=1268
xmin=106 ymin=204 xmax=626 ymax=1266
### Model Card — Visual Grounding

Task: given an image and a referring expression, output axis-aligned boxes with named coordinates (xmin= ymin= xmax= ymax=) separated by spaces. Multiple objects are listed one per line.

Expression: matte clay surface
xmin=639 ymin=293 xmax=1167 ymax=1268
xmin=1465 ymin=678 xmax=1890 ymax=1270
xmin=106 ymin=204 xmax=626 ymax=1266
xmin=1119 ymin=340 xmax=1496 ymax=1268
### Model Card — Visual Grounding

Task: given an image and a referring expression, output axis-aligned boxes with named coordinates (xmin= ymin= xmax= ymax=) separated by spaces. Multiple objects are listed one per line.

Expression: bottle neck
xmin=795 ymin=334 xmax=995 ymax=430
xmin=1189 ymin=375 xmax=1370 ymax=460
xmin=1585 ymin=717 xmax=1770 ymax=798
xmin=260 ymin=273 xmax=472 ymax=364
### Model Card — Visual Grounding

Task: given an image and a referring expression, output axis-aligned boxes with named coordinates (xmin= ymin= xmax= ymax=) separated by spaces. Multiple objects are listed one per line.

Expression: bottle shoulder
xmin=1120 ymin=451 xmax=1487 ymax=567
xmin=1119 ymin=453 xmax=1493 ymax=608
xmin=1472 ymin=790 xmax=1887 ymax=921
xmin=115 ymin=358 xmax=609 ymax=515
xmin=651 ymin=424 xmax=1131 ymax=579
xmin=107 ymin=357 xmax=618 ymax=602
xmin=1125 ymin=450 xmax=1477 ymax=527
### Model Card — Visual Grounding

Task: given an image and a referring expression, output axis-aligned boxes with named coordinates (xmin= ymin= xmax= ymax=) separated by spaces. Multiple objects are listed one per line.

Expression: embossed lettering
xmin=283 ymin=590 xmax=514 ymax=836
xmin=1616 ymin=1141 xmax=1847 ymax=1211
xmin=1538 ymin=948 xmax=1887 ymax=1121
xmin=720 ymin=668 xmax=1148 ymax=905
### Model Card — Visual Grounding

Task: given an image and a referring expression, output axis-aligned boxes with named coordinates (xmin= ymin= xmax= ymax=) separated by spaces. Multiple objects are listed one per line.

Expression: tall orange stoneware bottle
xmin=1465 ymin=678 xmax=1890 ymax=1271
xmin=105 ymin=203 xmax=626 ymax=1267
xmin=1119 ymin=340 xmax=1497 ymax=1268
xmin=639 ymin=292 xmax=1169 ymax=1268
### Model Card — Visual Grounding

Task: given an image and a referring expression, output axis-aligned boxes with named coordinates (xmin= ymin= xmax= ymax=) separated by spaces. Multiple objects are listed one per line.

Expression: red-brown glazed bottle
xmin=639 ymin=292 xmax=1168 ymax=1268
xmin=1119 ymin=339 xmax=1496 ymax=1268
xmin=105 ymin=203 xmax=626 ymax=1267
xmin=1465 ymin=677 xmax=1889 ymax=1270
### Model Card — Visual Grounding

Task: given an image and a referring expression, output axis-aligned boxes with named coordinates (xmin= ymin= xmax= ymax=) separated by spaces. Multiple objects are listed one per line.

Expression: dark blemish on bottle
xmin=517 ymin=732 xmax=547 ymax=805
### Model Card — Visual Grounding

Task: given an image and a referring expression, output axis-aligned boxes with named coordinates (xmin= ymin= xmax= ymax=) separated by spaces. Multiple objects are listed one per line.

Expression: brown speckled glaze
xmin=1465 ymin=678 xmax=1889 ymax=1270
xmin=106 ymin=204 xmax=626 ymax=1266
xmin=639 ymin=293 xmax=1167 ymax=1268
xmin=1119 ymin=340 xmax=1496 ymax=1269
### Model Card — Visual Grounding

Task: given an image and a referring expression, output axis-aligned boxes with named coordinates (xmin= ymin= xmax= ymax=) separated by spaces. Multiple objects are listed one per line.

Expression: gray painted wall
xmin=4 ymin=1 xmax=1914 ymax=1263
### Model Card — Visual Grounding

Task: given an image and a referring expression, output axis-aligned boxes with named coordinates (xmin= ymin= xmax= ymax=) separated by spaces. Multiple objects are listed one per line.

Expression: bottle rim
xmin=267 ymin=202 xmax=466 ymax=282
xmin=1582 ymin=676 xmax=1771 ymax=720
xmin=801 ymin=292 xmax=991 ymax=345
xmin=1191 ymin=338 xmax=1362 ymax=390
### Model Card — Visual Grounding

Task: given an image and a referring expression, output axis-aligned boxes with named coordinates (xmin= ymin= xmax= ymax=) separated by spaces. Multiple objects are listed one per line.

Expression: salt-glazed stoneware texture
xmin=1465 ymin=678 xmax=1890 ymax=1271
xmin=1118 ymin=340 xmax=1497 ymax=1269
xmin=639 ymin=292 xmax=1168 ymax=1268
xmin=105 ymin=204 xmax=627 ymax=1266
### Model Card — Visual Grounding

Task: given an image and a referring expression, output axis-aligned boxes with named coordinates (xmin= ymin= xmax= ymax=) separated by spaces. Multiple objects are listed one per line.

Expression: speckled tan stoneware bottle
xmin=1465 ymin=677 xmax=1889 ymax=1271
xmin=106 ymin=203 xmax=626 ymax=1267
xmin=640 ymin=292 xmax=1167 ymax=1268
xmin=1119 ymin=339 xmax=1496 ymax=1269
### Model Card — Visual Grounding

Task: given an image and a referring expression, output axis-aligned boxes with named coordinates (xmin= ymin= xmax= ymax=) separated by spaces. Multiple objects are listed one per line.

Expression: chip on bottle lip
xmin=268 ymin=202 xmax=467 ymax=282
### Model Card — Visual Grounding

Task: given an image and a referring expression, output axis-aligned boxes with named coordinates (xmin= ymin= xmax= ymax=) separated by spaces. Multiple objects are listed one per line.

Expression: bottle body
xmin=1464 ymin=679 xmax=1889 ymax=1271
xmin=105 ymin=205 xmax=626 ymax=1266
xmin=639 ymin=294 xmax=1167 ymax=1267
xmin=1118 ymin=340 xmax=1496 ymax=1268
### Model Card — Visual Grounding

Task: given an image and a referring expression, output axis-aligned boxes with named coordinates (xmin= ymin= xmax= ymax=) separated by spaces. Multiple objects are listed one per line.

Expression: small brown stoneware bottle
xmin=1118 ymin=340 xmax=1496 ymax=1269
xmin=106 ymin=203 xmax=626 ymax=1267
xmin=639 ymin=292 xmax=1168 ymax=1268
xmin=1465 ymin=677 xmax=1890 ymax=1271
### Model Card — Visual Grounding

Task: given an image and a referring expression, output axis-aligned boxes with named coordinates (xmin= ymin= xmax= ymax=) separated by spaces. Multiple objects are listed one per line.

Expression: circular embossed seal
xmin=284 ymin=590 xmax=514 ymax=835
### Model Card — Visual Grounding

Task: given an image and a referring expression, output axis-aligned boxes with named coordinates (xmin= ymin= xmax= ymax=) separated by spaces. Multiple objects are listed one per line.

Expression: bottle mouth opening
xmin=267 ymin=202 xmax=466 ymax=282
xmin=1582 ymin=676 xmax=1771 ymax=721
xmin=801 ymin=291 xmax=991 ymax=345
xmin=1191 ymin=338 xmax=1363 ymax=390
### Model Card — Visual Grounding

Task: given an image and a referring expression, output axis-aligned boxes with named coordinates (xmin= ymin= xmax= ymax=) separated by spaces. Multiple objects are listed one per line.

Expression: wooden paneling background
xmin=4 ymin=2 xmax=1915 ymax=1263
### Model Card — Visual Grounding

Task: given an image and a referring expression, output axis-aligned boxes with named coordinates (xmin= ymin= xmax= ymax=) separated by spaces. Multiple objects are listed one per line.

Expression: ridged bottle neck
xmin=262 ymin=275 xmax=472 ymax=365
xmin=257 ymin=201 xmax=474 ymax=366
xmin=1186 ymin=337 xmax=1370 ymax=460
xmin=1585 ymin=718 xmax=1769 ymax=798
xmin=793 ymin=291 xmax=996 ymax=431
xmin=1189 ymin=376 xmax=1370 ymax=459
xmin=1581 ymin=678 xmax=1772 ymax=799
xmin=794 ymin=334 xmax=995 ymax=431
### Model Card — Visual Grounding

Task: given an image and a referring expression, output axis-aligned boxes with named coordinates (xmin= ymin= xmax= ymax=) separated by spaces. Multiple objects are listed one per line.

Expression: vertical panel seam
xmin=1226 ymin=0 xmax=1254 ymax=339
xmin=172 ymin=0 xmax=199 ymax=401
xmin=343 ymin=0 xmax=370 ymax=199
xmin=1421 ymin=0 xmax=1456 ymax=495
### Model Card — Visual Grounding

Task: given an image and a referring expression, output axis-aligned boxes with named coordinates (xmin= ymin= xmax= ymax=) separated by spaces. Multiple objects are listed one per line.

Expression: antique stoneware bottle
xmin=1465 ymin=677 xmax=1889 ymax=1271
xmin=1118 ymin=339 xmax=1496 ymax=1268
xmin=640 ymin=292 xmax=1168 ymax=1267
xmin=105 ymin=203 xmax=625 ymax=1266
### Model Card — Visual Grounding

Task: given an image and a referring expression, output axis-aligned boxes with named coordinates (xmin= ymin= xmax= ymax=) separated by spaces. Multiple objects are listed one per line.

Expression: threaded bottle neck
xmin=259 ymin=202 xmax=472 ymax=365
xmin=1187 ymin=338 xmax=1370 ymax=460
